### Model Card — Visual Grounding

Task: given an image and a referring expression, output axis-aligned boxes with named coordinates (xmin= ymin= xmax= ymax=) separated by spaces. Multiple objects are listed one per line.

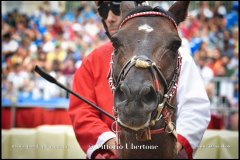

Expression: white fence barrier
xmin=2 ymin=125 xmax=238 ymax=159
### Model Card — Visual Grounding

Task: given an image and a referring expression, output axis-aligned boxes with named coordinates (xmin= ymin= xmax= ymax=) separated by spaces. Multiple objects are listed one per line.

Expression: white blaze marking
xmin=138 ymin=24 xmax=154 ymax=32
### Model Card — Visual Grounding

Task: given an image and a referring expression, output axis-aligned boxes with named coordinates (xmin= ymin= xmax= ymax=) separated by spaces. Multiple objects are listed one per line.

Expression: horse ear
xmin=120 ymin=1 xmax=136 ymax=19
xmin=168 ymin=1 xmax=190 ymax=25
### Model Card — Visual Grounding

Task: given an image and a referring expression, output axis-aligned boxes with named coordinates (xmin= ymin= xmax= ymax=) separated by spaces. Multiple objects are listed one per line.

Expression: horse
xmin=108 ymin=1 xmax=190 ymax=159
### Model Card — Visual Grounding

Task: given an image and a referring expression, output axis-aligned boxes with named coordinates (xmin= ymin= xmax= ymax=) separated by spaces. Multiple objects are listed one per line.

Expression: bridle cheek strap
xmin=149 ymin=55 xmax=182 ymax=140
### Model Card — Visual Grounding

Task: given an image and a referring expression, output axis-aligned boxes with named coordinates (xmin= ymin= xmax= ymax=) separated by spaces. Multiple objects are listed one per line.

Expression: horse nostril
xmin=140 ymin=86 xmax=157 ymax=107
xmin=120 ymin=83 xmax=131 ymax=99
xmin=114 ymin=83 xmax=130 ymax=105
xmin=139 ymin=86 xmax=151 ymax=98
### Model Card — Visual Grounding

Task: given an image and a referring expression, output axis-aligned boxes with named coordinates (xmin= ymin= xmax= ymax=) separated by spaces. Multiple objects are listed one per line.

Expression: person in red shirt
xmin=68 ymin=2 xmax=122 ymax=158
xmin=68 ymin=1 xmax=210 ymax=159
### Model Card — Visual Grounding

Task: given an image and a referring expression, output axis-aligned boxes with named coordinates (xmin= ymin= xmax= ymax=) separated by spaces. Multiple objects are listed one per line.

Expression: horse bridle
xmin=108 ymin=11 xmax=182 ymax=141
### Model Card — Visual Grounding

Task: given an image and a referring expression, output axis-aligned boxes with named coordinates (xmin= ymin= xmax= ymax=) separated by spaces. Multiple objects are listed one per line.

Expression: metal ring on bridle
xmin=165 ymin=121 xmax=175 ymax=134
xmin=111 ymin=120 xmax=119 ymax=133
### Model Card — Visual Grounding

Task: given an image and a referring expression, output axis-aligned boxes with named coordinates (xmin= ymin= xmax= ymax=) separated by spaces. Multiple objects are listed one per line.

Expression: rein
xmin=108 ymin=11 xmax=182 ymax=141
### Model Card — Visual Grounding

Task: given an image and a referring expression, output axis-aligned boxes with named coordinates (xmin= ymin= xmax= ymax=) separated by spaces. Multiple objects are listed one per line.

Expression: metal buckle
xmin=111 ymin=120 xmax=119 ymax=133
xmin=155 ymin=104 xmax=163 ymax=121
xmin=165 ymin=121 xmax=175 ymax=134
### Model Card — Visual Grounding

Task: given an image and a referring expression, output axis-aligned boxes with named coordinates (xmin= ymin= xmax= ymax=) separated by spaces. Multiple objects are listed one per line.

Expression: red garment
xmin=68 ymin=42 xmax=115 ymax=158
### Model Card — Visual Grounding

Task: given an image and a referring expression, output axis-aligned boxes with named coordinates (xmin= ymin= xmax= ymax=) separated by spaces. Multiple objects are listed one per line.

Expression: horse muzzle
xmin=117 ymin=114 xmax=152 ymax=131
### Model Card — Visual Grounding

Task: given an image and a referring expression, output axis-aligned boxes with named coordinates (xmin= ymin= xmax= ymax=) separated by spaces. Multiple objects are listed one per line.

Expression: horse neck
xmin=119 ymin=126 xmax=177 ymax=158
xmin=118 ymin=113 xmax=177 ymax=158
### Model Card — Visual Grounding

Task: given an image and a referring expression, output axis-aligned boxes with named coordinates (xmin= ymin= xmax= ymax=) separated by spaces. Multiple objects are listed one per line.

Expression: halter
xmin=108 ymin=11 xmax=182 ymax=141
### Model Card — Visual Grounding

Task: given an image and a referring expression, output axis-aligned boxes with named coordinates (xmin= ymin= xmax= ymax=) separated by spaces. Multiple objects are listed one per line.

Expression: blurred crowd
xmin=2 ymin=2 xmax=108 ymax=100
xmin=1 ymin=1 xmax=238 ymax=129
xmin=180 ymin=1 xmax=239 ymax=130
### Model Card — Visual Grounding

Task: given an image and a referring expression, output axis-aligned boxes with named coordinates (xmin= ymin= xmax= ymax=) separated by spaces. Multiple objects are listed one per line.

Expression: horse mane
xmin=122 ymin=5 xmax=176 ymax=24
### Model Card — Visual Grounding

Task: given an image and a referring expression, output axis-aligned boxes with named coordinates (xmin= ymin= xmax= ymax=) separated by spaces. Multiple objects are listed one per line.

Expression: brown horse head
xmin=111 ymin=1 xmax=189 ymax=132
xmin=109 ymin=2 xmax=190 ymax=158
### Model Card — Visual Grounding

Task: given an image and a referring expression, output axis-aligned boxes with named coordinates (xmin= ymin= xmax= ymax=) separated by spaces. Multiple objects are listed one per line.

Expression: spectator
xmin=42 ymin=32 xmax=55 ymax=53
xmin=194 ymin=41 xmax=211 ymax=64
xmin=61 ymin=58 xmax=76 ymax=76
xmin=47 ymin=42 xmax=67 ymax=62
xmin=213 ymin=1 xmax=227 ymax=17
xmin=7 ymin=63 xmax=30 ymax=92
xmin=212 ymin=48 xmax=223 ymax=76
xmin=197 ymin=57 xmax=214 ymax=85
xmin=228 ymin=49 xmax=238 ymax=74
xmin=40 ymin=10 xmax=55 ymax=27
xmin=2 ymin=20 xmax=11 ymax=36
xmin=2 ymin=32 xmax=19 ymax=60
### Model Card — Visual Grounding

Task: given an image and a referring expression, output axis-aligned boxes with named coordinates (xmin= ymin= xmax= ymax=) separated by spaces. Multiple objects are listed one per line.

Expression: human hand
xmin=94 ymin=149 xmax=118 ymax=159
xmin=176 ymin=141 xmax=183 ymax=154
xmin=93 ymin=138 xmax=118 ymax=159
xmin=105 ymin=138 xmax=118 ymax=156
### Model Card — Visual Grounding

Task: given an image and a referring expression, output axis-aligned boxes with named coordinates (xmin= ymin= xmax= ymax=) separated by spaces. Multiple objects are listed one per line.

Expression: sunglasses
xmin=97 ymin=1 xmax=121 ymax=19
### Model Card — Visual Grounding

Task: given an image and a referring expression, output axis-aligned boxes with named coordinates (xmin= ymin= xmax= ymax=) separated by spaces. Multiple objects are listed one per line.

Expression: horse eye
xmin=112 ymin=42 xmax=118 ymax=49
xmin=111 ymin=37 xmax=121 ymax=49
xmin=114 ymin=48 xmax=119 ymax=55
xmin=171 ymin=40 xmax=181 ymax=51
